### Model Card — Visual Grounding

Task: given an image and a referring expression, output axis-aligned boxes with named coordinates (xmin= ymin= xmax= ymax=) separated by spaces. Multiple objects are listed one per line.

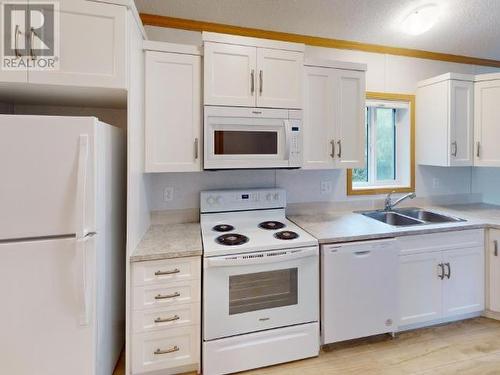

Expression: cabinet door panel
xmin=450 ymin=80 xmax=473 ymax=166
xmin=489 ymin=230 xmax=500 ymax=312
xmin=303 ymin=66 xmax=335 ymax=169
xmin=256 ymin=48 xmax=303 ymax=109
xmin=474 ymin=80 xmax=500 ymax=166
xmin=145 ymin=51 xmax=201 ymax=172
xmin=399 ymin=252 xmax=443 ymax=326
xmin=28 ymin=1 xmax=126 ymax=88
xmin=334 ymin=69 xmax=366 ymax=168
xmin=443 ymin=247 xmax=484 ymax=317
xmin=204 ymin=42 xmax=256 ymax=107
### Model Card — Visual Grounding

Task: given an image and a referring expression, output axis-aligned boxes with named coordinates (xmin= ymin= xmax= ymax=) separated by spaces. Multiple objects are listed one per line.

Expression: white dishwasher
xmin=321 ymin=238 xmax=399 ymax=344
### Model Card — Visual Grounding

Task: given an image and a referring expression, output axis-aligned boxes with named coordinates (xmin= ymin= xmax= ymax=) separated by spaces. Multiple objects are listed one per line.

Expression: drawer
xmin=132 ymin=303 xmax=200 ymax=334
xmin=397 ymin=229 xmax=484 ymax=255
xmin=132 ymin=257 xmax=201 ymax=286
xmin=133 ymin=280 xmax=200 ymax=310
xmin=132 ymin=326 xmax=200 ymax=374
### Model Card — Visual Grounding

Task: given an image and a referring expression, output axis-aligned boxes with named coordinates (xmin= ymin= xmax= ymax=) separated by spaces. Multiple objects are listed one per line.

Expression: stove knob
xmin=215 ymin=196 xmax=222 ymax=204
xmin=207 ymin=196 xmax=216 ymax=205
xmin=266 ymin=193 xmax=273 ymax=201
xmin=274 ymin=193 xmax=280 ymax=201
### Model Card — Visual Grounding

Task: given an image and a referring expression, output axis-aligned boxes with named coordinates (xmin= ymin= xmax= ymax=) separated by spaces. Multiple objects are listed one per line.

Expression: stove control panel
xmin=200 ymin=188 xmax=286 ymax=213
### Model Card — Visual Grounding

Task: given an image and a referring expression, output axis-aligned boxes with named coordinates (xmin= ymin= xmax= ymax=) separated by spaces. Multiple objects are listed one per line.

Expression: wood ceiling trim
xmin=140 ymin=13 xmax=500 ymax=68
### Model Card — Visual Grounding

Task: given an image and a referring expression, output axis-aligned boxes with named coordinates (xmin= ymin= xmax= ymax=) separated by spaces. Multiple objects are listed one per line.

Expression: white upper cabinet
xmin=256 ymin=48 xmax=303 ymax=109
xmin=303 ymin=61 xmax=366 ymax=169
xmin=334 ymin=69 xmax=366 ymax=169
xmin=0 ymin=1 xmax=127 ymax=89
xmin=29 ymin=1 xmax=126 ymax=89
xmin=203 ymin=32 xmax=304 ymax=109
xmin=416 ymin=73 xmax=474 ymax=167
xmin=204 ymin=42 xmax=257 ymax=107
xmin=474 ymin=74 xmax=500 ymax=166
xmin=144 ymin=44 xmax=202 ymax=173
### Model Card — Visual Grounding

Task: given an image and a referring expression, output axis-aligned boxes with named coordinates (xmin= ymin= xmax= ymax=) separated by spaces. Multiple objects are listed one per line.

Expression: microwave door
xmin=205 ymin=117 xmax=289 ymax=169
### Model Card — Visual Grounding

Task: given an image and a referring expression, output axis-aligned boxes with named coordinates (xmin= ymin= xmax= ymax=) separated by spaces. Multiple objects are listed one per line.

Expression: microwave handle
xmin=284 ymin=119 xmax=292 ymax=159
xmin=205 ymin=247 xmax=317 ymax=268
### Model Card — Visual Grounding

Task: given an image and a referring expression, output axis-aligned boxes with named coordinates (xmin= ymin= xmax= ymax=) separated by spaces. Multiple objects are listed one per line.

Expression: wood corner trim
xmin=139 ymin=13 xmax=500 ymax=68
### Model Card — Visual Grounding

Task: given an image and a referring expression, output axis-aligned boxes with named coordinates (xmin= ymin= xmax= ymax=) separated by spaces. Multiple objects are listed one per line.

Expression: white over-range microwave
xmin=203 ymin=106 xmax=302 ymax=170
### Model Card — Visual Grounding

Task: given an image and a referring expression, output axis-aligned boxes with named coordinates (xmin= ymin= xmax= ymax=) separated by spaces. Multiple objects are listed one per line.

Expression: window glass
xmin=375 ymin=108 xmax=396 ymax=181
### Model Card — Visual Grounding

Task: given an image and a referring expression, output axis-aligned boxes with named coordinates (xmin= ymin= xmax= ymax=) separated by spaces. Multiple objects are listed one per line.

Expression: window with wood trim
xmin=347 ymin=93 xmax=415 ymax=196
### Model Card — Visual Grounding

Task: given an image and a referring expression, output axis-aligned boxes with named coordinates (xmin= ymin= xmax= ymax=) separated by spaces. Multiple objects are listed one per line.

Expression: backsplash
xmin=149 ymin=165 xmax=477 ymax=212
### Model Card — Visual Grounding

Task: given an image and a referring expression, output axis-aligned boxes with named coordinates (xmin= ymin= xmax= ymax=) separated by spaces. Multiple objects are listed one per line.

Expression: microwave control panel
xmin=288 ymin=118 xmax=302 ymax=167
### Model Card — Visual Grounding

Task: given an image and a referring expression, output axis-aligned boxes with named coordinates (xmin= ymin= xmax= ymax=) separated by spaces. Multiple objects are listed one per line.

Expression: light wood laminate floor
xmin=114 ymin=317 xmax=500 ymax=375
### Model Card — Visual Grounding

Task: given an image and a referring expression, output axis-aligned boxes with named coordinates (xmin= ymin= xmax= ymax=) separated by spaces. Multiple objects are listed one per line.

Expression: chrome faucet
xmin=384 ymin=191 xmax=416 ymax=211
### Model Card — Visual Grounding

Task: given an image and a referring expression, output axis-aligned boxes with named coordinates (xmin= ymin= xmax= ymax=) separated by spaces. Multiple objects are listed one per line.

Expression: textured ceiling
xmin=135 ymin=0 xmax=500 ymax=60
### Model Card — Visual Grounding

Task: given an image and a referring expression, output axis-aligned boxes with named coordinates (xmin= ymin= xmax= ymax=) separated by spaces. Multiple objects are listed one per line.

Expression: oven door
xmin=204 ymin=107 xmax=293 ymax=169
xmin=203 ymin=246 xmax=319 ymax=341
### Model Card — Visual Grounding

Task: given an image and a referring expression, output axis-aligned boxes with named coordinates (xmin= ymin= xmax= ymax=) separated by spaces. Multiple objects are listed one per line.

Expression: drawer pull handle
xmin=494 ymin=240 xmax=498 ymax=257
xmin=154 ymin=315 xmax=180 ymax=323
xmin=438 ymin=263 xmax=445 ymax=280
xmin=155 ymin=268 xmax=180 ymax=276
xmin=154 ymin=346 xmax=179 ymax=355
xmin=444 ymin=262 xmax=451 ymax=279
xmin=155 ymin=292 xmax=180 ymax=300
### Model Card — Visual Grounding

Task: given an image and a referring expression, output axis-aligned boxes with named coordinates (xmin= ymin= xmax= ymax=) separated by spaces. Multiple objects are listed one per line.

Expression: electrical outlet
xmin=432 ymin=178 xmax=440 ymax=189
xmin=163 ymin=187 xmax=174 ymax=202
xmin=320 ymin=180 xmax=333 ymax=194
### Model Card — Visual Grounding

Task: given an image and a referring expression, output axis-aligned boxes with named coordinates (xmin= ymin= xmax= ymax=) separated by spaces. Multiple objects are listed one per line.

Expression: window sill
xmin=348 ymin=185 xmax=414 ymax=196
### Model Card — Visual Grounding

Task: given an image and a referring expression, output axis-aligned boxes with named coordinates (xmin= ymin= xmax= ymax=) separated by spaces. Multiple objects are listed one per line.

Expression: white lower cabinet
xmin=399 ymin=252 xmax=443 ymax=326
xmin=398 ymin=230 xmax=484 ymax=329
xmin=488 ymin=229 xmax=500 ymax=313
xmin=131 ymin=257 xmax=201 ymax=375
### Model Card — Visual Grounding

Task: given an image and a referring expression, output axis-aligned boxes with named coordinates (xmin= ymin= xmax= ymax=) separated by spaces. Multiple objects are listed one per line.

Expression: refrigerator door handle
xmin=75 ymin=134 xmax=89 ymax=239
xmin=76 ymin=235 xmax=91 ymax=326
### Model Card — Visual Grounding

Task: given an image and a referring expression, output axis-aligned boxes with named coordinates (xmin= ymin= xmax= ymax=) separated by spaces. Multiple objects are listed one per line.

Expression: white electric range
xmin=200 ymin=188 xmax=320 ymax=375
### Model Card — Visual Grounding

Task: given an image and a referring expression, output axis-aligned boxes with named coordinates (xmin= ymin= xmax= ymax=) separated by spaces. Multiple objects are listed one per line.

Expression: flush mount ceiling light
xmin=400 ymin=4 xmax=440 ymax=35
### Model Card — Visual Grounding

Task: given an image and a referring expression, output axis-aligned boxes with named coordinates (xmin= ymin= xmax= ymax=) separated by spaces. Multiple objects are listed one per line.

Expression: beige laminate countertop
xmin=289 ymin=203 xmax=500 ymax=244
xmin=130 ymin=223 xmax=202 ymax=262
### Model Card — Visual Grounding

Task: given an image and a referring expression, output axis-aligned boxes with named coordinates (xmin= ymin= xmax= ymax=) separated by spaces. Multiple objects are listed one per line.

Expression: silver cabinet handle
xmin=330 ymin=140 xmax=335 ymax=158
xmin=438 ymin=263 xmax=445 ymax=280
xmin=154 ymin=346 xmax=179 ymax=355
xmin=154 ymin=315 xmax=180 ymax=323
xmin=451 ymin=141 xmax=457 ymax=157
xmin=194 ymin=138 xmax=199 ymax=160
xmin=250 ymin=69 xmax=255 ymax=94
xmin=494 ymin=240 xmax=498 ymax=257
xmin=155 ymin=292 xmax=180 ymax=300
xmin=30 ymin=27 xmax=37 ymax=60
xmin=444 ymin=262 xmax=451 ymax=279
xmin=14 ymin=25 xmax=21 ymax=58
xmin=259 ymin=70 xmax=263 ymax=95
xmin=477 ymin=141 xmax=481 ymax=157
xmin=155 ymin=268 xmax=180 ymax=276
xmin=337 ymin=140 xmax=342 ymax=158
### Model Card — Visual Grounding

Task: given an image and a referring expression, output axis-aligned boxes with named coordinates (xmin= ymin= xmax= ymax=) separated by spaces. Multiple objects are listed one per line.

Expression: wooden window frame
xmin=347 ymin=92 xmax=415 ymax=196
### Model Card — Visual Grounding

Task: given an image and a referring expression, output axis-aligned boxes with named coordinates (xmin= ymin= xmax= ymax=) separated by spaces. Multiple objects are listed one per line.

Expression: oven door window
xmin=228 ymin=268 xmax=298 ymax=315
xmin=214 ymin=130 xmax=278 ymax=155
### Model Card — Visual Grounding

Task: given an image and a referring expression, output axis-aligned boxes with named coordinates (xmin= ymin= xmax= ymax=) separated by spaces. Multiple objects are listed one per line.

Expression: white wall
xmin=473 ymin=168 xmax=500 ymax=205
xmin=144 ymin=26 xmax=499 ymax=212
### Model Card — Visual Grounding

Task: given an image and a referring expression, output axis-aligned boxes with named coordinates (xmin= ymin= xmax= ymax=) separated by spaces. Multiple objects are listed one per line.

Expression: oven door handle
xmin=205 ymin=247 xmax=317 ymax=268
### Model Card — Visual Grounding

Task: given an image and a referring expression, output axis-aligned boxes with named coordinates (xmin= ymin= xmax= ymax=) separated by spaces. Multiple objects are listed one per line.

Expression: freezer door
xmin=0 ymin=236 xmax=96 ymax=375
xmin=0 ymin=115 xmax=96 ymax=240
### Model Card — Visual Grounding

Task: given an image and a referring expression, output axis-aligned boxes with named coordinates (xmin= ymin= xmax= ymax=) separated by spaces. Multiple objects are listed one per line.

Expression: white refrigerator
xmin=0 ymin=115 xmax=126 ymax=375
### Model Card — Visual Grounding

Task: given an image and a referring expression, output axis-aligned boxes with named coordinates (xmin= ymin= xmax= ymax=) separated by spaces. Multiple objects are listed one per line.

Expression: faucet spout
xmin=384 ymin=191 xmax=416 ymax=211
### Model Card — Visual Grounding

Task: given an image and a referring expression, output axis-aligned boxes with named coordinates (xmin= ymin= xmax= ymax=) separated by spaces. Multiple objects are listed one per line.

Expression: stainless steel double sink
xmin=359 ymin=208 xmax=466 ymax=227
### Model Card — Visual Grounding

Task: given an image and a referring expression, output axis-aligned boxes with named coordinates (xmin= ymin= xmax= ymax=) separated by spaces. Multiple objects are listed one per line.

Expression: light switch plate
xmin=163 ymin=187 xmax=174 ymax=202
